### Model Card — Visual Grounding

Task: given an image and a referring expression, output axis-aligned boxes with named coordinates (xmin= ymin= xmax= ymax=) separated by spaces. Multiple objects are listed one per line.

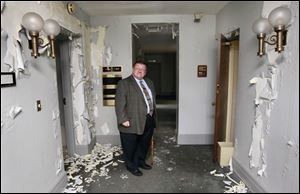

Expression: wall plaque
xmin=197 ymin=65 xmax=207 ymax=77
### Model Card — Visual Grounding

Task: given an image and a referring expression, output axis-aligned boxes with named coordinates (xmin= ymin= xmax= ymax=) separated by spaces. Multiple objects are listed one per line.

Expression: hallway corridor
xmin=64 ymin=109 xmax=248 ymax=193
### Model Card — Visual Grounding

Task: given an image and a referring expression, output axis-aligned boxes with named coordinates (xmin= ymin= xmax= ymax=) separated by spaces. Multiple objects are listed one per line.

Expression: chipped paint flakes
xmin=153 ymin=156 xmax=163 ymax=166
xmin=63 ymin=143 xmax=123 ymax=193
xmin=120 ymin=173 xmax=128 ymax=179
xmin=9 ymin=106 xmax=22 ymax=119
xmin=224 ymin=181 xmax=248 ymax=193
xmin=249 ymin=64 xmax=282 ymax=176
xmin=210 ymin=169 xmax=248 ymax=193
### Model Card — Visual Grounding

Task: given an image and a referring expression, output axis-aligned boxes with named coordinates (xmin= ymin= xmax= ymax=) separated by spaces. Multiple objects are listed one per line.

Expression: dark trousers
xmin=120 ymin=115 xmax=155 ymax=170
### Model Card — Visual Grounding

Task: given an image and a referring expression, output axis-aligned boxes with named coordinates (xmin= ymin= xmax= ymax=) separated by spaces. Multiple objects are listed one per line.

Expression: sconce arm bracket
xmin=38 ymin=38 xmax=50 ymax=48
xmin=264 ymin=34 xmax=277 ymax=45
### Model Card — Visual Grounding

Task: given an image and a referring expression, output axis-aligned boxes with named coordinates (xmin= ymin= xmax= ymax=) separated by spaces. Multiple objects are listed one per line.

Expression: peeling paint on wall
xmin=248 ymin=2 xmax=296 ymax=178
xmin=249 ymin=63 xmax=282 ymax=176
xmin=98 ymin=122 xmax=111 ymax=135
xmin=52 ymin=109 xmax=60 ymax=139
xmin=104 ymin=46 xmax=112 ymax=66
xmin=56 ymin=147 xmax=63 ymax=175
xmin=69 ymin=34 xmax=95 ymax=146
xmin=1 ymin=106 xmax=22 ymax=135
xmin=9 ymin=106 xmax=22 ymax=119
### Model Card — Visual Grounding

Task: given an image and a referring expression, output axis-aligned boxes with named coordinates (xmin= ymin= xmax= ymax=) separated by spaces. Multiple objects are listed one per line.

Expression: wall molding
xmin=177 ymin=133 xmax=213 ymax=145
xmin=232 ymin=157 xmax=267 ymax=193
xmin=50 ymin=172 xmax=67 ymax=193
xmin=96 ymin=135 xmax=121 ymax=145
xmin=76 ymin=136 xmax=96 ymax=155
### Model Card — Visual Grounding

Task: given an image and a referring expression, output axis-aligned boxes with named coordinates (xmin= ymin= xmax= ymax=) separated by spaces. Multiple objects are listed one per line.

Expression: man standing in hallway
xmin=115 ymin=61 xmax=156 ymax=176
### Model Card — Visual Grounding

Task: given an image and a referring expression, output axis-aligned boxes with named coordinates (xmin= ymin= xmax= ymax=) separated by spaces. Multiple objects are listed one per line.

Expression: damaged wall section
xmin=216 ymin=1 xmax=299 ymax=193
xmin=1 ymin=1 xmax=91 ymax=193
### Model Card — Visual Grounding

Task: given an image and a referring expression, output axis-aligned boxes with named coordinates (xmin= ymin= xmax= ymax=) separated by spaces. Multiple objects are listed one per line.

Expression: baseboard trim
xmin=76 ymin=137 xmax=96 ymax=155
xmin=177 ymin=133 xmax=213 ymax=145
xmin=232 ymin=157 xmax=266 ymax=193
xmin=50 ymin=171 xmax=67 ymax=193
xmin=96 ymin=134 xmax=121 ymax=145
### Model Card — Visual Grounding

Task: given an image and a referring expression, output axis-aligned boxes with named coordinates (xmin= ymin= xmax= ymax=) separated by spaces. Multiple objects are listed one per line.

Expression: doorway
xmin=131 ymin=22 xmax=179 ymax=139
xmin=55 ymin=29 xmax=77 ymax=159
xmin=213 ymin=29 xmax=240 ymax=162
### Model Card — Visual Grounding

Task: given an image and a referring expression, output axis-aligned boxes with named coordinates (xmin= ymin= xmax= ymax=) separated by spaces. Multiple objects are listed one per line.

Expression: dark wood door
xmin=213 ymin=34 xmax=231 ymax=162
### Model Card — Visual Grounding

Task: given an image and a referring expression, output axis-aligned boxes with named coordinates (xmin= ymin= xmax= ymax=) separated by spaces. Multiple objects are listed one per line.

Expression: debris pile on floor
xmin=63 ymin=143 xmax=123 ymax=193
xmin=210 ymin=169 xmax=248 ymax=193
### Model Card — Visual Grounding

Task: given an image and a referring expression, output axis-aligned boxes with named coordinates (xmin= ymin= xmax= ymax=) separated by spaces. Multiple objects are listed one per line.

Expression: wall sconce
xmin=22 ymin=12 xmax=61 ymax=58
xmin=252 ymin=6 xmax=292 ymax=57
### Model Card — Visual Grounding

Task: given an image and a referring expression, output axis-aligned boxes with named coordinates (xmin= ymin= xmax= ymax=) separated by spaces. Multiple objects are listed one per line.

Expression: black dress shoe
xmin=127 ymin=168 xmax=143 ymax=176
xmin=139 ymin=163 xmax=152 ymax=170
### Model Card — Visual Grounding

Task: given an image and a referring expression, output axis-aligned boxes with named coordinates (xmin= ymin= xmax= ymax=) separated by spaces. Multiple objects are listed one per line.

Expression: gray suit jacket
xmin=115 ymin=75 xmax=156 ymax=135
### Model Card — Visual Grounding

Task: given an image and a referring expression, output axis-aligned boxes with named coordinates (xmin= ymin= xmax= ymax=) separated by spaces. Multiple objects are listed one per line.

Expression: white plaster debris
xmin=226 ymin=172 xmax=233 ymax=176
xmin=161 ymin=149 xmax=170 ymax=155
xmin=224 ymin=181 xmax=248 ymax=193
xmin=209 ymin=169 xmax=248 ymax=193
xmin=223 ymin=180 xmax=232 ymax=186
xmin=169 ymin=159 xmax=176 ymax=165
xmin=9 ymin=106 xmax=22 ymax=119
xmin=63 ymin=143 xmax=123 ymax=193
xmin=167 ymin=167 xmax=173 ymax=172
xmin=162 ymin=135 xmax=176 ymax=144
xmin=214 ymin=173 xmax=225 ymax=177
xmin=112 ymin=162 xmax=118 ymax=166
xmin=120 ymin=173 xmax=128 ymax=180
xmin=210 ymin=170 xmax=217 ymax=175
xmin=226 ymin=174 xmax=239 ymax=185
xmin=153 ymin=156 xmax=163 ymax=167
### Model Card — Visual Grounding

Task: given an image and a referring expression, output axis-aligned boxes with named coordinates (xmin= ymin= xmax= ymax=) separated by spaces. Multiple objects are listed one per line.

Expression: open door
xmin=213 ymin=32 xmax=239 ymax=163
xmin=213 ymin=34 xmax=231 ymax=162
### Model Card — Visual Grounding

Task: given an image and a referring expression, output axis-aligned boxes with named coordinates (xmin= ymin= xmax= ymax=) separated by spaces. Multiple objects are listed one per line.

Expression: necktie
xmin=140 ymin=80 xmax=154 ymax=116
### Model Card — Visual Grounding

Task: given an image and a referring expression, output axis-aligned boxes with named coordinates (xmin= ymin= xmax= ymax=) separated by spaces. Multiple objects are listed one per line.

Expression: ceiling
xmin=75 ymin=1 xmax=229 ymax=16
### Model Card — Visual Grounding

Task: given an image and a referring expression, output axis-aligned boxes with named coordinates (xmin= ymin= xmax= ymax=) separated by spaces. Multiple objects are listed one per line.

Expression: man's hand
xmin=122 ymin=121 xmax=130 ymax=127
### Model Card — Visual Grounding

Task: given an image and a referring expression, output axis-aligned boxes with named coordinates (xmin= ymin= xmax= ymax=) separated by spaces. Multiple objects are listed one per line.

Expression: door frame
xmin=213 ymin=31 xmax=239 ymax=162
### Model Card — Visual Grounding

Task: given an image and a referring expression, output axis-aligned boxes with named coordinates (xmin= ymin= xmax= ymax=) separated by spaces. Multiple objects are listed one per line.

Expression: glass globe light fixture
xmin=252 ymin=6 xmax=292 ymax=57
xmin=22 ymin=12 xmax=44 ymax=58
xmin=44 ymin=19 xmax=61 ymax=58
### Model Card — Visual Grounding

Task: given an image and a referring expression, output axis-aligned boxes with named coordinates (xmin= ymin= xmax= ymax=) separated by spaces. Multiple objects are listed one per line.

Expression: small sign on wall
xmin=197 ymin=65 xmax=207 ymax=77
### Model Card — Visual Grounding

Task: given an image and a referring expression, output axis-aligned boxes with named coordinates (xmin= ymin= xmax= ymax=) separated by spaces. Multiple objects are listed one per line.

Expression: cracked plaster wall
xmin=1 ymin=1 xmax=91 ymax=192
xmin=216 ymin=1 xmax=299 ymax=193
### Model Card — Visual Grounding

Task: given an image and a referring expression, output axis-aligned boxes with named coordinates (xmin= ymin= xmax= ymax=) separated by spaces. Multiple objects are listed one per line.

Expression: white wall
xmin=1 ymin=2 xmax=89 ymax=192
xmin=90 ymin=14 xmax=217 ymax=145
xmin=216 ymin=1 xmax=299 ymax=193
